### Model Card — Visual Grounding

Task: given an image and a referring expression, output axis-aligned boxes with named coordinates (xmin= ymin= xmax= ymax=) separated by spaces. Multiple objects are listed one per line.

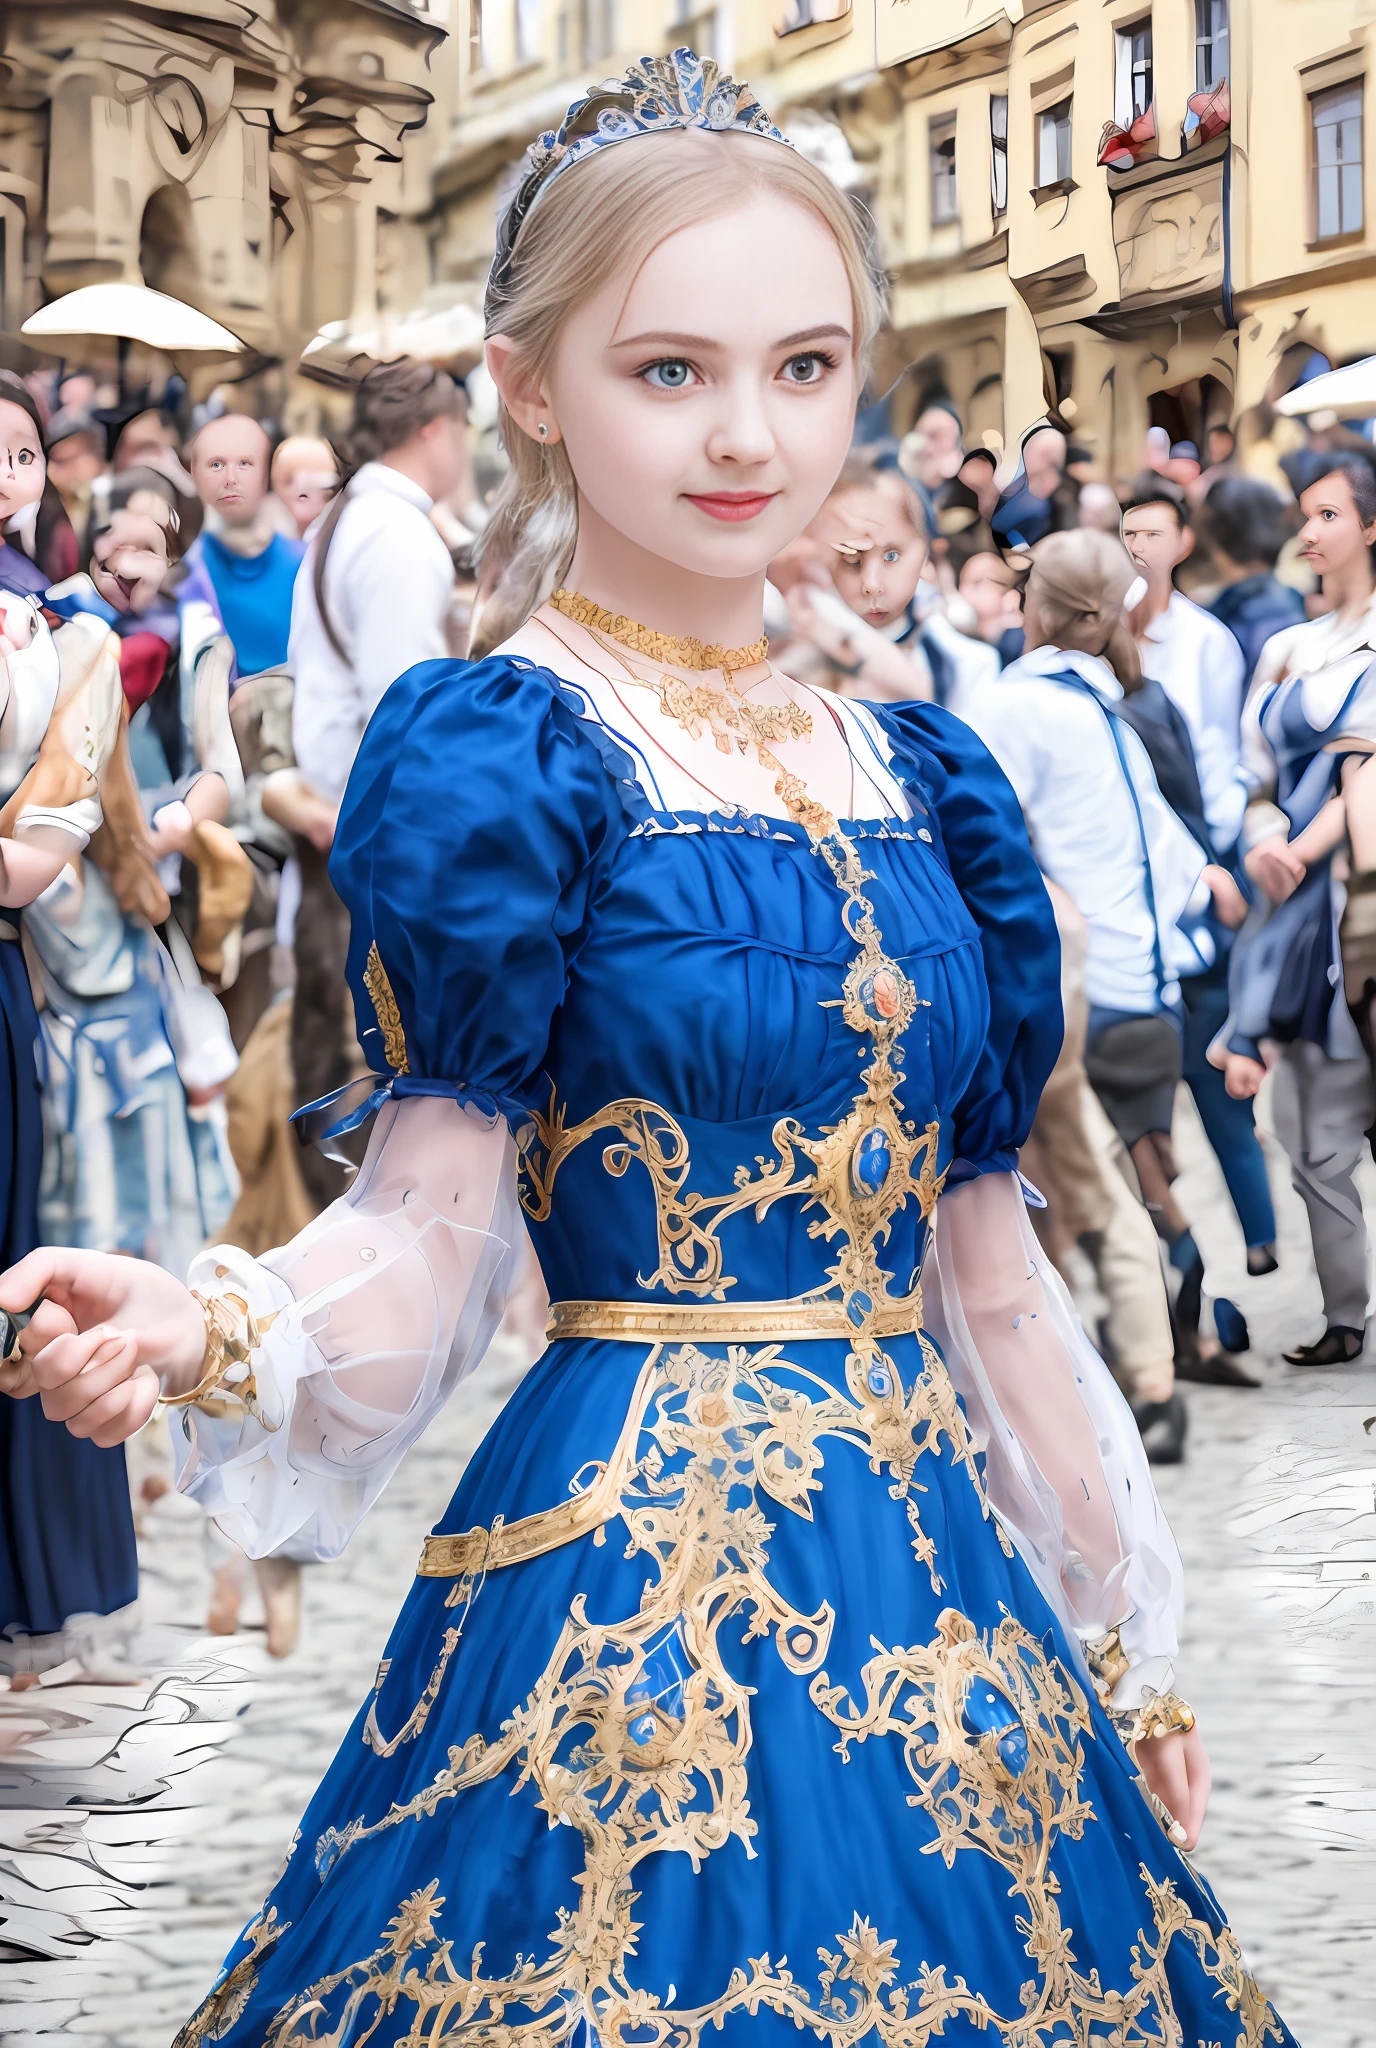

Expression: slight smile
xmin=683 ymin=490 xmax=779 ymax=523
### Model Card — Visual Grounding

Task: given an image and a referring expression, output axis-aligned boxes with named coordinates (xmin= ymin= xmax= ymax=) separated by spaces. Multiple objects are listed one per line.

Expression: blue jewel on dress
xmin=866 ymin=1362 xmax=892 ymax=1397
xmin=851 ymin=1127 xmax=893 ymax=1197
xmin=961 ymin=1680 xmax=1029 ymax=1779
xmin=625 ymin=1615 xmax=694 ymax=1754
xmin=846 ymin=1290 xmax=873 ymax=1327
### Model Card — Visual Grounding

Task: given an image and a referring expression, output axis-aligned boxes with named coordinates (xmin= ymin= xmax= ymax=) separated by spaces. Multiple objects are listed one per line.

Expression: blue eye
xmin=883 ymin=549 xmax=902 ymax=563
xmin=781 ymin=353 xmax=834 ymax=384
xmin=642 ymin=359 xmax=693 ymax=390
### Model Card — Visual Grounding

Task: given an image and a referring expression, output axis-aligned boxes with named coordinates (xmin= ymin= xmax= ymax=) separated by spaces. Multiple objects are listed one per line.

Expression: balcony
xmin=1090 ymin=134 xmax=1228 ymax=332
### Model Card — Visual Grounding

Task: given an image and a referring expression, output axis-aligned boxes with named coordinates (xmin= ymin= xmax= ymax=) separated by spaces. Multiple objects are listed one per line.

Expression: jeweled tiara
xmin=485 ymin=47 xmax=792 ymax=317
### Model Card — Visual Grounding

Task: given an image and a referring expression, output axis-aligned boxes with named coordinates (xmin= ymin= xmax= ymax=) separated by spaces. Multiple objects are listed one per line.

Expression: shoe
xmin=1246 ymin=1244 xmax=1279 ymax=1277
xmin=1283 ymin=1325 xmax=1364 ymax=1368
xmin=1174 ymin=1350 xmax=1259 ymax=1388
xmin=1212 ymin=1297 xmax=1250 ymax=1354
xmin=1170 ymin=1239 xmax=1205 ymax=1335
xmin=1133 ymin=1391 xmax=1188 ymax=1463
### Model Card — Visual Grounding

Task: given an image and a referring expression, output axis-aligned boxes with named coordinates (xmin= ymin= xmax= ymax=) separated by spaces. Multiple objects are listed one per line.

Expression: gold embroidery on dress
xmin=181 ymin=1337 xmax=1283 ymax=2047
xmin=362 ymin=940 xmax=409 ymax=1075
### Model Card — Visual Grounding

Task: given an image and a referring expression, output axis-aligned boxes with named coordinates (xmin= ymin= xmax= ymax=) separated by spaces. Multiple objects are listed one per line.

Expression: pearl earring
xmin=537 ymin=422 xmax=549 ymax=439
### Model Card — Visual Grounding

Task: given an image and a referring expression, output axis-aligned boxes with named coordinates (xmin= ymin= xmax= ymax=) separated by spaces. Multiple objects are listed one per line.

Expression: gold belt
xmin=544 ymin=1294 xmax=923 ymax=1344
xmin=418 ymin=1352 xmax=659 ymax=1579
xmin=417 ymin=1298 xmax=925 ymax=1580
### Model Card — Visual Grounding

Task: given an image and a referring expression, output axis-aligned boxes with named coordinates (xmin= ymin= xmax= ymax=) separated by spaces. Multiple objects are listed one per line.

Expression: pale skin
xmin=783 ymin=477 xmax=935 ymax=698
xmin=1121 ymin=500 xmax=1193 ymax=636
xmin=0 ymin=186 xmax=1208 ymax=1846
xmin=1225 ymin=468 xmax=1376 ymax=1099
xmin=958 ymin=551 xmax=1022 ymax=643
xmin=189 ymin=414 xmax=273 ymax=528
xmin=270 ymin=436 xmax=340 ymax=539
xmin=0 ymin=400 xmax=104 ymax=904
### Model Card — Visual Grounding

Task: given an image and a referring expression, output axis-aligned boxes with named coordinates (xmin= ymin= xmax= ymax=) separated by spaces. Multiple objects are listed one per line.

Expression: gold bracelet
xmin=1082 ymin=1625 xmax=1131 ymax=1710
xmin=162 ymin=1284 xmax=274 ymax=1413
xmin=1129 ymin=1690 xmax=1196 ymax=1743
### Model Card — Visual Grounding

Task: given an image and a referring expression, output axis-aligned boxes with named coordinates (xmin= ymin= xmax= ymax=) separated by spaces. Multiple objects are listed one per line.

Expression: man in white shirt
xmin=270 ymin=359 xmax=465 ymax=1206
xmin=286 ymin=361 xmax=465 ymax=814
xmin=1122 ymin=485 xmax=1248 ymax=856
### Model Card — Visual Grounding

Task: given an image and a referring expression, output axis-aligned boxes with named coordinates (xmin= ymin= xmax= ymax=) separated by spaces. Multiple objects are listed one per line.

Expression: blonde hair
xmin=474 ymin=126 xmax=886 ymax=656
xmin=1026 ymin=528 xmax=1142 ymax=689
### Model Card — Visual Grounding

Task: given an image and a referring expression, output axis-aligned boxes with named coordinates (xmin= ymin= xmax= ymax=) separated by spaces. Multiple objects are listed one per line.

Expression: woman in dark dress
xmin=0 ymin=370 xmax=138 ymax=1674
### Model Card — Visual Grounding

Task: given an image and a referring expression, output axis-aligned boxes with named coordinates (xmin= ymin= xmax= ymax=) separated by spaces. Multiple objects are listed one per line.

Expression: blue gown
xmin=178 ymin=656 xmax=1293 ymax=2047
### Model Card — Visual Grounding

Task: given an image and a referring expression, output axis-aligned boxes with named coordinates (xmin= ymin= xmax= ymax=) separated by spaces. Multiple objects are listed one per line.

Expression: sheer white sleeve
xmin=171 ymin=1095 xmax=525 ymax=1560
xmin=923 ymin=1170 xmax=1182 ymax=1710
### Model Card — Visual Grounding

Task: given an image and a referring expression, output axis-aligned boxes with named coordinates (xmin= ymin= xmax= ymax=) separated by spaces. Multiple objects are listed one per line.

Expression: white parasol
xmin=22 ymin=283 xmax=244 ymax=354
xmin=1274 ymin=355 xmax=1376 ymax=422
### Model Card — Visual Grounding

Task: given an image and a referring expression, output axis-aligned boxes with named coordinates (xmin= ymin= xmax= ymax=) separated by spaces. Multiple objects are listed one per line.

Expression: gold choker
xmin=548 ymin=587 xmax=768 ymax=673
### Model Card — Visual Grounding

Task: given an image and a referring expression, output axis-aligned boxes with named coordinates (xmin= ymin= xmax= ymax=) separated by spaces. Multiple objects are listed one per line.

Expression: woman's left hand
xmin=1136 ymin=1720 xmax=1211 ymax=1850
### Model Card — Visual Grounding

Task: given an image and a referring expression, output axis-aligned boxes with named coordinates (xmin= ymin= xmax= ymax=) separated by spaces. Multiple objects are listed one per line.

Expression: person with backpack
xmin=276 ymin=359 xmax=466 ymax=1207
xmin=959 ymin=529 xmax=1248 ymax=1459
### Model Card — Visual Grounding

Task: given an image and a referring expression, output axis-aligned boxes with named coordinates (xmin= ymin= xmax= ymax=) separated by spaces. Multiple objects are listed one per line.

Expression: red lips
xmin=684 ymin=491 xmax=779 ymax=523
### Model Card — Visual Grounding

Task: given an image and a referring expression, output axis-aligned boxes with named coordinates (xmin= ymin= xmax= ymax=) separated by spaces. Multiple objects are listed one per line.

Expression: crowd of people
xmin=2 ymin=339 xmax=1374 ymax=1682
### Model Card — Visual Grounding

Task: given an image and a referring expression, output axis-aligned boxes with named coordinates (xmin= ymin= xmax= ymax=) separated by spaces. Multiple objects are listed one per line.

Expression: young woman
xmin=0 ymin=54 xmax=1289 ymax=2046
xmin=1222 ymin=452 xmax=1376 ymax=1367
xmin=0 ymin=374 xmax=144 ymax=1677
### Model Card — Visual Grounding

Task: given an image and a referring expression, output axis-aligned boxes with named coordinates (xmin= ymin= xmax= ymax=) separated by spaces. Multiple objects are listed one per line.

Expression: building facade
xmin=399 ymin=0 xmax=1376 ymax=474
xmin=0 ymin=0 xmax=446 ymax=378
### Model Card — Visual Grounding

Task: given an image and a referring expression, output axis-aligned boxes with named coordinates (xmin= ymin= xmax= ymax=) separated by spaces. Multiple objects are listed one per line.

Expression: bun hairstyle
xmin=1026 ymin=527 xmax=1142 ymax=690
xmin=473 ymin=125 xmax=887 ymax=658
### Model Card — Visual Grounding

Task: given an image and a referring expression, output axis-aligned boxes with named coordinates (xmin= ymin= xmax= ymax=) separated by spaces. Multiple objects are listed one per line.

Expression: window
xmin=1313 ymin=82 xmax=1364 ymax=240
xmin=775 ymin=0 xmax=851 ymax=29
xmin=1114 ymin=20 xmax=1153 ymax=128
xmin=516 ymin=0 xmax=540 ymax=61
xmin=1195 ymin=0 xmax=1229 ymax=91
xmin=467 ymin=0 xmax=496 ymax=70
xmin=1037 ymin=99 xmax=1072 ymax=188
xmin=990 ymin=94 xmax=1008 ymax=214
xmin=579 ymin=0 xmax=615 ymax=61
xmin=676 ymin=0 xmax=723 ymax=61
xmin=929 ymin=115 xmax=958 ymax=224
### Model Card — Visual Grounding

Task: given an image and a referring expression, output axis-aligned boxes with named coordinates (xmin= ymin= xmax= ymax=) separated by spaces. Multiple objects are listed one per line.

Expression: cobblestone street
xmin=1 ymin=1086 xmax=1374 ymax=2046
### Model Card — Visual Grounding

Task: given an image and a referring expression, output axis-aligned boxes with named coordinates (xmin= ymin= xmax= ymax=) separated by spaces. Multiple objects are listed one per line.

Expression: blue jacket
xmin=1206 ymin=573 xmax=1305 ymax=688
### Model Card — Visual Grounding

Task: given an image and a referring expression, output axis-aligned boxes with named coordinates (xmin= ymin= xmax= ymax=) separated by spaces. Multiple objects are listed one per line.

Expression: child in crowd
xmin=954 ymin=542 xmax=1025 ymax=667
xmin=270 ymin=435 xmax=341 ymax=542
xmin=782 ymin=459 xmax=999 ymax=706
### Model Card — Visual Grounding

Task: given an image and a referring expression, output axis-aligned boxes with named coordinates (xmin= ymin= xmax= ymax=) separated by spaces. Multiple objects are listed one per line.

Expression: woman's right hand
xmin=0 ymin=1248 xmax=206 ymax=1447
xmin=1245 ymin=832 xmax=1306 ymax=904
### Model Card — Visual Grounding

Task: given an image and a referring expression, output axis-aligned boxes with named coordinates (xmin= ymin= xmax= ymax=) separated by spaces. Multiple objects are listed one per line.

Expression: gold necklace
xmin=548 ymin=586 xmax=769 ymax=674
xmin=536 ymin=601 xmax=836 ymax=838
xmin=541 ymin=590 xmax=813 ymax=765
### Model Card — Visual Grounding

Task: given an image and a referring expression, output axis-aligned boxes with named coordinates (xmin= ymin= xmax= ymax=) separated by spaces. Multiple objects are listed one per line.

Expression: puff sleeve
xmin=869 ymin=701 xmax=1063 ymax=1180
xmin=333 ymin=655 xmax=627 ymax=1116
xmin=173 ymin=659 xmax=628 ymax=1559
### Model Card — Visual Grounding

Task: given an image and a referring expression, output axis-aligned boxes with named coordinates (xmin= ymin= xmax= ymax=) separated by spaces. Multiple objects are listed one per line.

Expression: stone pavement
xmin=0 ymin=1085 xmax=1373 ymax=2045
